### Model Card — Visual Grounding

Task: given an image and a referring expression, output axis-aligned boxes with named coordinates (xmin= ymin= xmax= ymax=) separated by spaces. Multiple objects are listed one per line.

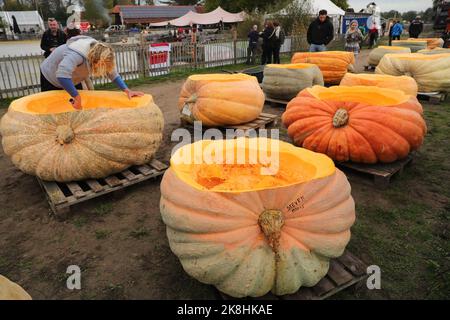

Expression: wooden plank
xmin=280 ymin=287 xmax=315 ymax=300
xmin=122 ymin=169 xmax=139 ymax=181
xmin=66 ymin=182 xmax=85 ymax=198
xmin=327 ymin=260 xmax=354 ymax=286
xmin=337 ymin=250 xmax=367 ymax=276
xmin=149 ymin=159 xmax=168 ymax=171
xmin=251 ymin=293 xmax=279 ymax=300
xmin=311 ymin=277 xmax=335 ymax=297
xmin=104 ymin=175 xmax=123 ymax=187
xmin=135 ymin=164 xmax=153 ymax=176
xmin=39 ymin=180 xmax=67 ymax=205
xmin=86 ymin=179 xmax=103 ymax=193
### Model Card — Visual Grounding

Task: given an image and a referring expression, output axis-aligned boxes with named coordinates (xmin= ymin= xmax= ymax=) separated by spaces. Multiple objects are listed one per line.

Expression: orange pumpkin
xmin=291 ymin=51 xmax=355 ymax=84
xmin=408 ymin=38 xmax=444 ymax=49
xmin=160 ymin=138 xmax=355 ymax=297
xmin=340 ymin=73 xmax=418 ymax=96
xmin=282 ymin=86 xmax=427 ymax=163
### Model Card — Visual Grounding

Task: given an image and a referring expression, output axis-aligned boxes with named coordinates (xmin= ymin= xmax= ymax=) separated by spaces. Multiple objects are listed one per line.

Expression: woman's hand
xmin=71 ymin=95 xmax=82 ymax=110
xmin=124 ymin=89 xmax=145 ymax=99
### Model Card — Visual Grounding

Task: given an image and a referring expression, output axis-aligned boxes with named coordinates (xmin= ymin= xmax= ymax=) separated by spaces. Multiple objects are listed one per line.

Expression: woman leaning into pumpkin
xmin=40 ymin=35 xmax=143 ymax=110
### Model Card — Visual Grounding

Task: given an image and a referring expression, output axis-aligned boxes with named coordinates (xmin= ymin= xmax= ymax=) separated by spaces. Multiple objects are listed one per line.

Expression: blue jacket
xmin=391 ymin=23 xmax=403 ymax=37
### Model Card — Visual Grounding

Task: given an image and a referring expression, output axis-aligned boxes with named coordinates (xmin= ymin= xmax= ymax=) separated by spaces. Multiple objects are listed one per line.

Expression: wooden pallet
xmin=265 ymin=96 xmax=290 ymax=108
xmin=336 ymin=154 xmax=414 ymax=188
xmin=417 ymin=91 xmax=448 ymax=105
xmin=37 ymin=159 xmax=168 ymax=219
xmin=182 ymin=112 xmax=279 ymax=135
xmin=364 ymin=65 xmax=377 ymax=72
xmin=218 ymin=250 xmax=368 ymax=300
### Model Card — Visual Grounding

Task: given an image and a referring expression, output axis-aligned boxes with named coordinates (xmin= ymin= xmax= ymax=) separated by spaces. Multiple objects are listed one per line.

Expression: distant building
xmin=110 ymin=5 xmax=204 ymax=27
xmin=0 ymin=10 xmax=45 ymax=34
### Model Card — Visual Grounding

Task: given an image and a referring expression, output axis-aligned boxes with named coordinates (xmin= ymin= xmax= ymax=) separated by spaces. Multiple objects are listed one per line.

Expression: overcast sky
xmin=347 ymin=0 xmax=433 ymax=13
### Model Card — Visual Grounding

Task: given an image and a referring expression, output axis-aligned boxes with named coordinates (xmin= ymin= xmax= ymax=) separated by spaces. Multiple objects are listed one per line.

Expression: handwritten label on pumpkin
xmin=285 ymin=195 xmax=305 ymax=214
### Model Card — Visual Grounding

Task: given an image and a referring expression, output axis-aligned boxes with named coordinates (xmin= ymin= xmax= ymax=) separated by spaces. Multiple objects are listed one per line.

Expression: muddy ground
xmin=0 ymin=50 xmax=449 ymax=299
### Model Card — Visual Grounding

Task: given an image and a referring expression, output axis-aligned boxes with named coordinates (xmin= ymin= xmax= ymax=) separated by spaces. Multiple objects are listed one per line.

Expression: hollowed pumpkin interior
xmin=170 ymin=138 xmax=335 ymax=192
xmin=386 ymin=53 xmax=450 ymax=61
xmin=187 ymin=73 xmax=254 ymax=82
xmin=10 ymin=90 xmax=153 ymax=114
xmin=267 ymin=63 xmax=315 ymax=69
xmin=378 ymin=45 xmax=409 ymax=50
xmin=307 ymin=85 xmax=409 ymax=106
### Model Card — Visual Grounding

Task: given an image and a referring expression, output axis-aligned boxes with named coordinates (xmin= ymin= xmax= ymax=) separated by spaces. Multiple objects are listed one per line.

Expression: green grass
xmin=95 ymin=229 xmax=112 ymax=240
xmin=334 ymin=100 xmax=450 ymax=299
xmin=93 ymin=202 xmax=113 ymax=216
xmin=129 ymin=227 xmax=150 ymax=239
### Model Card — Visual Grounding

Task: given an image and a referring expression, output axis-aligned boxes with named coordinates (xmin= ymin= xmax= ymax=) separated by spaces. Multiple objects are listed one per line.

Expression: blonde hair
xmin=88 ymin=42 xmax=115 ymax=77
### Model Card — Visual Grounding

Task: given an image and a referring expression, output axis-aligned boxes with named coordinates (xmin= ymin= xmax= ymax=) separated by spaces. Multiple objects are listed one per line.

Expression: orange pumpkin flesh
xmin=340 ymin=73 xmax=418 ymax=96
xmin=282 ymin=86 xmax=427 ymax=163
xmin=160 ymin=138 xmax=355 ymax=297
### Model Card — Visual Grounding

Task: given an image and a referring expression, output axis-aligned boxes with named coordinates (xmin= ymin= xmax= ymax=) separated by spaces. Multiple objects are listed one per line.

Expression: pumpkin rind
xmin=291 ymin=51 xmax=355 ymax=84
xmin=376 ymin=53 xmax=450 ymax=92
xmin=340 ymin=73 xmax=418 ymax=96
xmin=160 ymin=138 xmax=355 ymax=297
xmin=0 ymin=90 xmax=164 ymax=182
xmin=408 ymin=38 xmax=444 ymax=49
xmin=261 ymin=63 xmax=324 ymax=100
xmin=418 ymin=47 xmax=450 ymax=55
xmin=367 ymin=46 xmax=411 ymax=66
xmin=178 ymin=73 xmax=264 ymax=126
xmin=392 ymin=40 xmax=428 ymax=52
xmin=282 ymin=86 xmax=427 ymax=163
xmin=0 ymin=275 xmax=32 ymax=300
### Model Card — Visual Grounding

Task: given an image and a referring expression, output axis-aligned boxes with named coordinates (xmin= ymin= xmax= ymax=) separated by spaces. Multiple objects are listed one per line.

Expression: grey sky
xmin=347 ymin=0 xmax=433 ymax=13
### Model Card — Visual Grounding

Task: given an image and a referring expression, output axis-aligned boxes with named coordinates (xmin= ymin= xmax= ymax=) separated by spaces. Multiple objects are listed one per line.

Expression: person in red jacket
xmin=368 ymin=23 xmax=379 ymax=49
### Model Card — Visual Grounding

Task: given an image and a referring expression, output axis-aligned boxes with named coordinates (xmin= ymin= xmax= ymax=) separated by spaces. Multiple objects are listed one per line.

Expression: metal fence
xmin=0 ymin=35 xmax=310 ymax=99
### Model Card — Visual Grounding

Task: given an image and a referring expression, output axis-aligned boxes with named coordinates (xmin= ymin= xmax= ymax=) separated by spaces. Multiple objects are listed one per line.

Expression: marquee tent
xmin=150 ymin=6 xmax=245 ymax=27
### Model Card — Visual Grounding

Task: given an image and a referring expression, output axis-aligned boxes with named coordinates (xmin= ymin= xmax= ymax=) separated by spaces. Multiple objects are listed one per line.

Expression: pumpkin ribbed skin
xmin=368 ymin=46 xmax=411 ymax=66
xmin=261 ymin=63 xmax=324 ymax=100
xmin=418 ymin=48 xmax=450 ymax=55
xmin=291 ymin=51 xmax=355 ymax=84
xmin=160 ymin=138 xmax=355 ymax=298
xmin=0 ymin=91 xmax=164 ymax=182
xmin=408 ymin=38 xmax=444 ymax=49
xmin=282 ymin=86 xmax=427 ymax=163
xmin=392 ymin=40 xmax=427 ymax=52
xmin=0 ymin=275 xmax=32 ymax=300
xmin=178 ymin=73 xmax=264 ymax=126
xmin=340 ymin=73 xmax=418 ymax=96
xmin=376 ymin=53 xmax=450 ymax=92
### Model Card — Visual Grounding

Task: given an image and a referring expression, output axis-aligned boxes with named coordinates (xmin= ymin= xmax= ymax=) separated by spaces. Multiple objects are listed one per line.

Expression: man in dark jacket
xmin=409 ymin=16 xmax=424 ymax=38
xmin=246 ymin=25 xmax=259 ymax=65
xmin=307 ymin=9 xmax=334 ymax=52
xmin=40 ymin=18 xmax=66 ymax=58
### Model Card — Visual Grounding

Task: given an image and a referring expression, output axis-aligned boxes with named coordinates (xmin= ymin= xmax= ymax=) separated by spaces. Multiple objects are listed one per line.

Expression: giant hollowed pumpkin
xmin=340 ymin=73 xmax=418 ymax=96
xmin=0 ymin=275 xmax=32 ymax=300
xmin=0 ymin=91 xmax=164 ymax=182
xmin=160 ymin=138 xmax=355 ymax=298
xmin=408 ymin=38 xmax=444 ymax=49
xmin=261 ymin=63 xmax=324 ymax=100
xmin=367 ymin=45 xmax=411 ymax=66
xmin=282 ymin=86 xmax=426 ymax=164
xmin=178 ymin=73 xmax=264 ymax=127
xmin=418 ymin=47 xmax=450 ymax=55
xmin=376 ymin=53 xmax=450 ymax=92
xmin=291 ymin=51 xmax=355 ymax=84
xmin=392 ymin=40 xmax=427 ymax=52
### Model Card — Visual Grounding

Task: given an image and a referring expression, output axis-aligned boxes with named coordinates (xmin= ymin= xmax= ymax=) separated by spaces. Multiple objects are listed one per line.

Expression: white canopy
xmin=0 ymin=10 xmax=45 ymax=30
xmin=307 ymin=0 xmax=345 ymax=15
xmin=150 ymin=6 xmax=245 ymax=27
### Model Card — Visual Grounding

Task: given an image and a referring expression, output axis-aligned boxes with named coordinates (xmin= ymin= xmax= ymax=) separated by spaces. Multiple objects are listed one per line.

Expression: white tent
xmin=150 ymin=6 xmax=245 ymax=27
xmin=307 ymin=0 xmax=345 ymax=16
xmin=0 ymin=11 xmax=45 ymax=32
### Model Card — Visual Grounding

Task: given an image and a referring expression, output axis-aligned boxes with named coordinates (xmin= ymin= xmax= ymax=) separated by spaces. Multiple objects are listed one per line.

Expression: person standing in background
xmin=246 ymin=25 xmax=259 ymax=65
xmin=260 ymin=21 xmax=275 ymax=65
xmin=345 ymin=20 xmax=363 ymax=57
xmin=40 ymin=18 xmax=66 ymax=58
xmin=391 ymin=20 xmax=403 ymax=41
xmin=409 ymin=16 xmax=424 ymax=38
xmin=368 ymin=22 xmax=379 ymax=49
xmin=272 ymin=21 xmax=285 ymax=64
xmin=358 ymin=23 xmax=367 ymax=49
xmin=307 ymin=9 xmax=334 ymax=52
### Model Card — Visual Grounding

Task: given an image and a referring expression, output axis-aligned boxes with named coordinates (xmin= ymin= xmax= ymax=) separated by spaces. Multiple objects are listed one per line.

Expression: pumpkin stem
xmin=55 ymin=125 xmax=74 ymax=145
xmin=185 ymin=94 xmax=197 ymax=104
xmin=258 ymin=209 xmax=284 ymax=257
xmin=333 ymin=108 xmax=349 ymax=128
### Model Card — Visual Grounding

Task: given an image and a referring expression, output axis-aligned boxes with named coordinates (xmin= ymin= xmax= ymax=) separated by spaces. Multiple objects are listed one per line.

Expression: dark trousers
xmin=246 ymin=46 xmax=257 ymax=65
xmin=369 ymin=33 xmax=378 ymax=48
xmin=40 ymin=71 xmax=82 ymax=92
xmin=392 ymin=35 xmax=400 ymax=41
xmin=261 ymin=46 xmax=272 ymax=65
xmin=272 ymin=45 xmax=281 ymax=64
xmin=410 ymin=33 xmax=419 ymax=38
